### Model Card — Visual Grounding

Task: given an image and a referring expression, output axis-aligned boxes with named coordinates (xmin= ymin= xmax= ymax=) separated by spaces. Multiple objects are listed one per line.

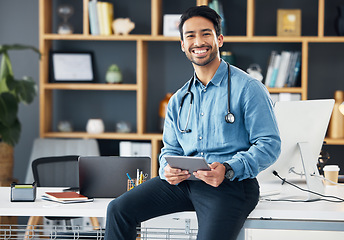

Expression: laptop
xmin=78 ymin=156 xmax=151 ymax=198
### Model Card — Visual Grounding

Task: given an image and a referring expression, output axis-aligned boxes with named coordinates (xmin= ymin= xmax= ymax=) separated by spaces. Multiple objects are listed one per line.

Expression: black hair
xmin=178 ymin=5 xmax=222 ymax=40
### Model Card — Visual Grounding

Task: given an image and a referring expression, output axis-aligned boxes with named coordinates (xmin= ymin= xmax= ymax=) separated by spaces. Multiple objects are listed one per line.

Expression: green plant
xmin=0 ymin=44 xmax=40 ymax=146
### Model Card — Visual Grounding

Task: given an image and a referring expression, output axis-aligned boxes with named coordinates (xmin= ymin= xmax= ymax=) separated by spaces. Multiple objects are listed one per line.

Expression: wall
xmin=0 ymin=0 xmax=39 ymax=183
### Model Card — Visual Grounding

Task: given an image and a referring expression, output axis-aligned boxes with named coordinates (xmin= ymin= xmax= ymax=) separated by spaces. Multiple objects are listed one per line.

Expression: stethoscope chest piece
xmin=225 ymin=112 xmax=235 ymax=124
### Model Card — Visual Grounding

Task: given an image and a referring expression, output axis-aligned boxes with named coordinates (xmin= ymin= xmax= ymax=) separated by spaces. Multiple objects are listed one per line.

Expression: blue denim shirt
xmin=159 ymin=60 xmax=281 ymax=181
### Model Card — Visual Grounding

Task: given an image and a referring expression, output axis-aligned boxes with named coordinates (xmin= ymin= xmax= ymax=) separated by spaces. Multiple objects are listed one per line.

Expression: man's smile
xmin=191 ymin=47 xmax=210 ymax=57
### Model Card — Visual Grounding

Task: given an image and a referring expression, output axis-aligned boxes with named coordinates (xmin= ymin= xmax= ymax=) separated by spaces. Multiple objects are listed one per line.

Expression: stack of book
xmin=89 ymin=0 xmax=114 ymax=35
xmin=264 ymin=51 xmax=301 ymax=88
xmin=42 ymin=191 xmax=93 ymax=204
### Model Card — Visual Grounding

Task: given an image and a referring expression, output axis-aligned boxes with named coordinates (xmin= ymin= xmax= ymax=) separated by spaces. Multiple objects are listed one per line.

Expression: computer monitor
xmin=257 ymin=99 xmax=334 ymax=200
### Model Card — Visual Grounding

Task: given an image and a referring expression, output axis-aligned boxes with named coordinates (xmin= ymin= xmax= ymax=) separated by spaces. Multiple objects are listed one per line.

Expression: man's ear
xmin=180 ymin=40 xmax=185 ymax=52
xmin=218 ymin=34 xmax=224 ymax=48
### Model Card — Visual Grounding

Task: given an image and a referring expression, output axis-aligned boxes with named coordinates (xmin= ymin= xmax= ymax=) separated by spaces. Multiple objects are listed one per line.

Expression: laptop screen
xmin=79 ymin=156 xmax=151 ymax=198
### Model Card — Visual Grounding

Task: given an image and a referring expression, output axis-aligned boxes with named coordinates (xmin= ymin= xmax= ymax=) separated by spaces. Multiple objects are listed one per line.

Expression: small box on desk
xmin=10 ymin=182 xmax=36 ymax=202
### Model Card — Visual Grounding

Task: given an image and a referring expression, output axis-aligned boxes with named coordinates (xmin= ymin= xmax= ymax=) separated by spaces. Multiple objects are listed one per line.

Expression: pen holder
xmin=10 ymin=182 xmax=37 ymax=202
xmin=127 ymin=179 xmax=146 ymax=191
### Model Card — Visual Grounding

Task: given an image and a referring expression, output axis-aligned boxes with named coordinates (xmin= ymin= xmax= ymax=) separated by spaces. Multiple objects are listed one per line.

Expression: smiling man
xmin=105 ymin=6 xmax=281 ymax=240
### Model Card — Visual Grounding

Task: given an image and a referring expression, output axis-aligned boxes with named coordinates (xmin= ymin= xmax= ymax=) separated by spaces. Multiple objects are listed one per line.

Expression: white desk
xmin=0 ymin=187 xmax=111 ymax=218
xmin=1 ymin=186 xmax=344 ymax=239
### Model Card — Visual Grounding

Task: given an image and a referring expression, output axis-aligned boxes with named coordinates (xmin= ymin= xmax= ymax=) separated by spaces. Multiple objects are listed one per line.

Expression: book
xmin=97 ymin=1 xmax=114 ymax=35
xmin=41 ymin=195 xmax=94 ymax=204
xmin=284 ymin=51 xmax=297 ymax=87
xmin=97 ymin=2 xmax=105 ymax=34
xmin=274 ymin=51 xmax=292 ymax=88
xmin=264 ymin=51 xmax=278 ymax=87
xmin=44 ymin=191 xmax=89 ymax=201
xmin=88 ymin=0 xmax=100 ymax=35
xmin=288 ymin=52 xmax=301 ymax=87
xmin=269 ymin=53 xmax=281 ymax=87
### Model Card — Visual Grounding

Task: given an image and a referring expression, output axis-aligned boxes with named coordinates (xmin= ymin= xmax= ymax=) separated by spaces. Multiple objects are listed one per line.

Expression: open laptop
xmin=78 ymin=156 xmax=151 ymax=198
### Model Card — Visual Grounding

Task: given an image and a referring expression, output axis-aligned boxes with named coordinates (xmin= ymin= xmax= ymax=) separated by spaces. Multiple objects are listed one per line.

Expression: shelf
xmin=43 ymin=83 xmax=138 ymax=91
xmin=324 ymin=138 xmax=344 ymax=145
xmin=267 ymin=87 xmax=303 ymax=94
xmin=42 ymin=34 xmax=344 ymax=43
xmin=42 ymin=132 xmax=163 ymax=141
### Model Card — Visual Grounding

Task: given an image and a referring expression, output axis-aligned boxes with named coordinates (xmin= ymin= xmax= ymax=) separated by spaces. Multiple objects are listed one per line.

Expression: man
xmin=105 ymin=6 xmax=281 ymax=240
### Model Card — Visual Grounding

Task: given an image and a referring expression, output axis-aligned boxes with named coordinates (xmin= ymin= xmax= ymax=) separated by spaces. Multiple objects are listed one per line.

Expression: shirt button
xmin=201 ymin=152 xmax=204 ymax=156
xmin=203 ymin=89 xmax=207 ymax=92
xmin=200 ymin=112 xmax=204 ymax=116
xmin=199 ymin=136 xmax=203 ymax=140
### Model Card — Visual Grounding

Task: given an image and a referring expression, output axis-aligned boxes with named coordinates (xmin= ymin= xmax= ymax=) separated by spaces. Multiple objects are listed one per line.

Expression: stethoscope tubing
xmin=177 ymin=62 xmax=234 ymax=133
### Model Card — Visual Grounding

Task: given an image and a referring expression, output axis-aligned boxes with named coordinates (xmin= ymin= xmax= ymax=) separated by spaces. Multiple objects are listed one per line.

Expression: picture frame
xmin=163 ymin=14 xmax=182 ymax=37
xmin=50 ymin=51 xmax=95 ymax=82
xmin=277 ymin=9 xmax=301 ymax=36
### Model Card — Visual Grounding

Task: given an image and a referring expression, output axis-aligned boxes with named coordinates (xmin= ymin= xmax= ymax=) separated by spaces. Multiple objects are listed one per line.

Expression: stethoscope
xmin=177 ymin=62 xmax=235 ymax=134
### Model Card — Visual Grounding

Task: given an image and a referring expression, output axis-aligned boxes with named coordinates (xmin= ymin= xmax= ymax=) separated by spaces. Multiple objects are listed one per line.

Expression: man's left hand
xmin=193 ymin=162 xmax=226 ymax=187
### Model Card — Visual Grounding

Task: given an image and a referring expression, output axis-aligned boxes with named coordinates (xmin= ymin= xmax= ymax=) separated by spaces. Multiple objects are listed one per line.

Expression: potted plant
xmin=0 ymin=44 xmax=40 ymax=185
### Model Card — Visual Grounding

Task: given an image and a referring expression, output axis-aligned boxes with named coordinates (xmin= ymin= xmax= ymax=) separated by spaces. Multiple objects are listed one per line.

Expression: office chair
xmin=25 ymin=138 xmax=100 ymax=184
xmin=25 ymin=156 xmax=99 ymax=239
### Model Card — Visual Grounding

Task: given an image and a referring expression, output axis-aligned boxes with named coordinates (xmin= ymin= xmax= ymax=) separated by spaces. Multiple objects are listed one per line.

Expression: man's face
xmin=181 ymin=16 xmax=223 ymax=67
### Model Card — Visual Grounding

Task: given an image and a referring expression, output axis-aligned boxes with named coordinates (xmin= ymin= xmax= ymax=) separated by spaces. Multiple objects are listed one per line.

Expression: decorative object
xmin=0 ymin=44 xmax=40 ymax=186
xmin=277 ymin=9 xmax=301 ymax=36
xmin=112 ymin=18 xmax=135 ymax=35
xmin=57 ymin=5 xmax=74 ymax=34
xmin=246 ymin=64 xmax=263 ymax=82
xmin=221 ymin=51 xmax=236 ymax=65
xmin=159 ymin=93 xmax=173 ymax=132
xmin=86 ymin=119 xmax=105 ymax=134
xmin=335 ymin=5 xmax=344 ymax=36
xmin=163 ymin=14 xmax=181 ymax=36
xmin=116 ymin=121 xmax=131 ymax=133
xmin=328 ymin=90 xmax=344 ymax=139
xmin=105 ymin=64 xmax=122 ymax=83
xmin=57 ymin=121 xmax=73 ymax=132
xmin=50 ymin=52 xmax=94 ymax=82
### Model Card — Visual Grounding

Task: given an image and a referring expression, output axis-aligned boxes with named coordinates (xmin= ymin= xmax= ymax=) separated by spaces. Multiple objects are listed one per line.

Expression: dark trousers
xmin=104 ymin=176 xmax=259 ymax=240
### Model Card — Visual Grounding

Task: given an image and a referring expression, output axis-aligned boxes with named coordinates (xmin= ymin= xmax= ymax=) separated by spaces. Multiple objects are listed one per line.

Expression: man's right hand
xmin=164 ymin=164 xmax=190 ymax=185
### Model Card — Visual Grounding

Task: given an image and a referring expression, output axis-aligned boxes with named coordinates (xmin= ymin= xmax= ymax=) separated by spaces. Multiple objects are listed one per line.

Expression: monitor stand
xmin=261 ymin=142 xmax=325 ymax=201
xmin=297 ymin=142 xmax=324 ymax=200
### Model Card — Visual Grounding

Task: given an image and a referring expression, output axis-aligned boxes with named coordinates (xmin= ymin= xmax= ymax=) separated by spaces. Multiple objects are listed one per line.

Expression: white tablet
xmin=165 ymin=156 xmax=211 ymax=180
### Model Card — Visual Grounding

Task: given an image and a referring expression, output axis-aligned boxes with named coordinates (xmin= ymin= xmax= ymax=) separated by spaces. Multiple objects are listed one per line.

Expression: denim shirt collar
xmin=193 ymin=59 xmax=228 ymax=89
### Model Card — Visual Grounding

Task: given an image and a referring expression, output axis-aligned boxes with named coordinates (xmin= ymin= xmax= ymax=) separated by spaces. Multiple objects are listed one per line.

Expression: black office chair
xmin=31 ymin=155 xmax=80 ymax=227
xmin=32 ymin=155 xmax=79 ymax=190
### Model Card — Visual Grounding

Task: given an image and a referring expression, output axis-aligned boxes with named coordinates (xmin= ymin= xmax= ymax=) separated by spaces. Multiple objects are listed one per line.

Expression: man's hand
xmin=193 ymin=162 xmax=226 ymax=187
xmin=164 ymin=164 xmax=191 ymax=185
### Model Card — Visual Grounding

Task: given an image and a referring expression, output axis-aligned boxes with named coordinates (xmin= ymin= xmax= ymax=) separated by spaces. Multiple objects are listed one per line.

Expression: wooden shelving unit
xmin=39 ymin=0 xmax=344 ymax=177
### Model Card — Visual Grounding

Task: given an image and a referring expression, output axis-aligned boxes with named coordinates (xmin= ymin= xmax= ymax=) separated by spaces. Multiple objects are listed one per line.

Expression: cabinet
xmin=39 ymin=0 xmax=344 ymax=177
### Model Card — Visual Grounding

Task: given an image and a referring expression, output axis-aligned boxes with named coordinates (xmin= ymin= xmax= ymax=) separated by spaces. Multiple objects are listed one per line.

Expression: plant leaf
xmin=0 ymin=92 xmax=18 ymax=127
xmin=0 ymin=118 xmax=21 ymax=146
xmin=0 ymin=44 xmax=40 ymax=57
xmin=8 ymin=76 xmax=37 ymax=104
xmin=0 ymin=52 xmax=14 ymax=92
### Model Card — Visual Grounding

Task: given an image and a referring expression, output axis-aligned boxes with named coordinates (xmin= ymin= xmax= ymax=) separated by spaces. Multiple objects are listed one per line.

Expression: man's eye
xmin=186 ymin=35 xmax=194 ymax=38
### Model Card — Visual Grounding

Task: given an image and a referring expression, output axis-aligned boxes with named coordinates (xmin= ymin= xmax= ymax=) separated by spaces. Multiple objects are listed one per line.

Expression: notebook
xmin=78 ymin=156 xmax=151 ymax=198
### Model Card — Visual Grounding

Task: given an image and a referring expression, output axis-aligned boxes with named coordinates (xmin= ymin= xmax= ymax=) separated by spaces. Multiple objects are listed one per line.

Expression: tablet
xmin=165 ymin=156 xmax=211 ymax=180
